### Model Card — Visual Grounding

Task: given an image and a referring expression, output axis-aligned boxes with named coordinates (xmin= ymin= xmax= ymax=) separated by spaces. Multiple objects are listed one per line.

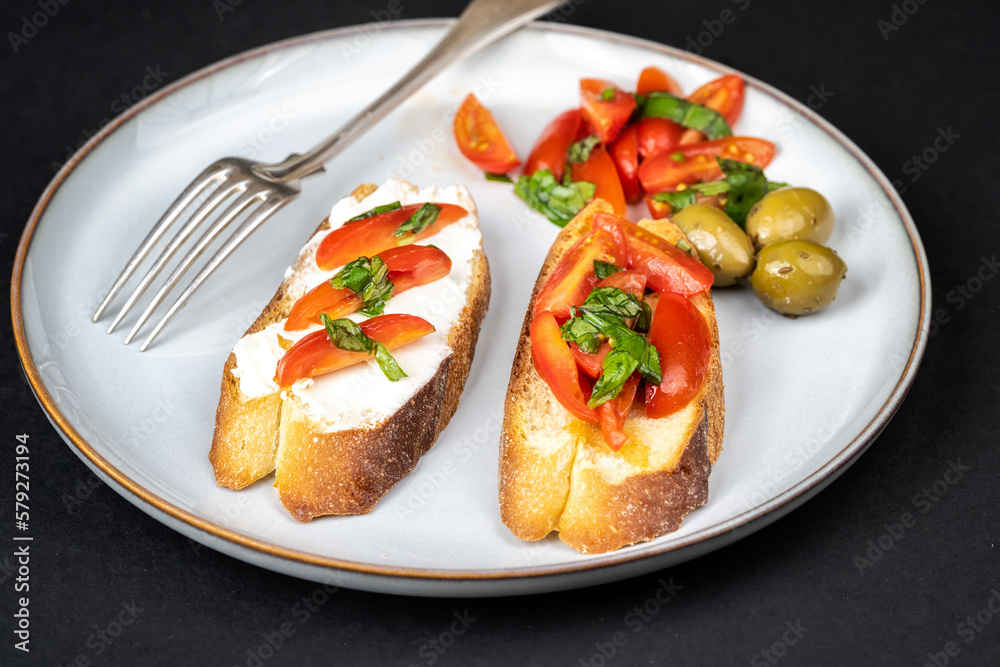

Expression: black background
xmin=3 ymin=0 xmax=999 ymax=665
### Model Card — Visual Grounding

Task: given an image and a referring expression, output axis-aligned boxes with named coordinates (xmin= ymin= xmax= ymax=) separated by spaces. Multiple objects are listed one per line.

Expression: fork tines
xmin=92 ymin=158 xmax=298 ymax=351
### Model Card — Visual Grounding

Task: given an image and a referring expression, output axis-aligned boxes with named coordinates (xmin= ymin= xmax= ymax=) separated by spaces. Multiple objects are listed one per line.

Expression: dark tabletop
xmin=2 ymin=0 xmax=998 ymax=665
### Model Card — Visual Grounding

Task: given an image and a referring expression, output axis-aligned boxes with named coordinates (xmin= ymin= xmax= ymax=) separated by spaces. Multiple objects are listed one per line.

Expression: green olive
xmin=751 ymin=240 xmax=847 ymax=316
xmin=745 ymin=187 xmax=834 ymax=251
xmin=671 ymin=204 xmax=755 ymax=286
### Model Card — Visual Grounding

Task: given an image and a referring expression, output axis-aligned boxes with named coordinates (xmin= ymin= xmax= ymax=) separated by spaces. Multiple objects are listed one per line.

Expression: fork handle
xmin=259 ymin=0 xmax=565 ymax=183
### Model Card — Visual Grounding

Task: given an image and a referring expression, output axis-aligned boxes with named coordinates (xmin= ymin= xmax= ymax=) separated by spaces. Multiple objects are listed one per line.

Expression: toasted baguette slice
xmin=499 ymin=200 xmax=724 ymax=553
xmin=210 ymin=181 xmax=490 ymax=520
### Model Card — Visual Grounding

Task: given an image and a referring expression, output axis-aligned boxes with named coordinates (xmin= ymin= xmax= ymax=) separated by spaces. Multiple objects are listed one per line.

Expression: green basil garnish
xmin=593 ymin=260 xmax=624 ymax=281
xmin=347 ymin=201 xmax=402 ymax=223
xmin=514 ymin=169 xmax=596 ymax=227
xmin=567 ymin=134 xmax=601 ymax=164
xmin=394 ymin=202 xmax=442 ymax=239
xmin=330 ymin=256 xmax=395 ymax=316
xmin=320 ymin=314 xmax=407 ymax=382
xmin=642 ymin=92 xmax=732 ymax=140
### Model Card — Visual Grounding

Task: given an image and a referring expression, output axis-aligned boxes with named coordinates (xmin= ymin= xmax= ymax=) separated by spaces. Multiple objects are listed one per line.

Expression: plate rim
xmin=11 ymin=18 xmax=931 ymax=585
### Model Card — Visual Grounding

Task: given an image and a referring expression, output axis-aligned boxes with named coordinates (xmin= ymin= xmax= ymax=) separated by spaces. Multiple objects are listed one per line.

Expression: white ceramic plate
xmin=13 ymin=20 xmax=929 ymax=596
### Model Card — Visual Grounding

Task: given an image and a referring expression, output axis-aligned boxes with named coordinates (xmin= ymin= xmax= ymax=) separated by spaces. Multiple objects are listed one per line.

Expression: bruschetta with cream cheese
xmin=210 ymin=180 xmax=490 ymax=520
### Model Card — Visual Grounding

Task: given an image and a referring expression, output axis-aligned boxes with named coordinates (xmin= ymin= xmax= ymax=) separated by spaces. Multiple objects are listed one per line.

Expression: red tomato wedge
xmin=593 ymin=212 xmax=713 ymax=295
xmin=599 ymin=373 xmax=640 ymax=451
xmin=597 ymin=269 xmax=647 ymax=297
xmin=638 ymin=136 xmax=776 ymax=193
xmin=285 ymin=245 xmax=452 ymax=331
xmin=571 ymin=342 xmax=610 ymax=379
xmin=533 ymin=229 xmax=628 ymax=319
xmin=679 ymin=75 xmax=746 ymax=145
xmin=688 ymin=74 xmax=745 ymax=126
xmin=530 ymin=312 xmax=599 ymax=423
xmin=636 ymin=117 xmax=684 ymax=160
xmin=645 ymin=293 xmax=711 ymax=418
xmin=276 ymin=314 xmax=434 ymax=387
xmin=315 ymin=203 xmax=467 ymax=271
xmin=580 ymin=79 xmax=636 ymax=144
xmin=524 ymin=109 xmax=582 ymax=182
xmin=453 ymin=93 xmax=520 ymax=174
xmin=571 ymin=146 xmax=627 ymax=216
xmin=644 ymin=195 xmax=672 ymax=219
xmin=609 ymin=124 xmax=641 ymax=203
xmin=636 ymin=66 xmax=682 ymax=96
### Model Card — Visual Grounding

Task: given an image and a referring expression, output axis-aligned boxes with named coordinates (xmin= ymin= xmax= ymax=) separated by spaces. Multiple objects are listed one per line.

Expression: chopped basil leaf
xmin=319 ymin=314 xmax=406 ymax=382
xmin=330 ymin=256 xmax=395 ymax=316
xmin=559 ymin=313 xmax=604 ymax=354
xmin=560 ymin=286 xmax=663 ymax=407
xmin=634 ymin=300 xmax=653 ymax=333
xmin=767 ymin=181 xmax=788 ymax=192
xmin=347 ymin=201 xmax=402 ymax=223
xmin=589 ymin=349 xmax=639 ymax=408
xmin=394 ymin=202 xmax=441 ymax=238
xmin=583 ymin=286 xmax=645 ymax=321
xmin=600 ymin=86 xmax=616 ymax=101
xmin=642 ymin=92 xmax=732 ymax=140
xmin=593 ymin=260 xmax=624 ymax=281
xmin=717 ymin=157 xmax=767 ymax=228
xmin=632 ymin=92 xmax=647 ymax=108
xmin=321 ymin=314 xmax=369 ymax=353
xmin=567 ymin=134 xmax=601 ymax=164
xmin=514 ymin=169 xmax=596 ymax=227
xmin=676 ymin=238 xmax=695 ymax=255
xmin=652 ymin=189 xmax=697 ymax=211
xmin=485 ymin=172 xmax=513 ymax=183
xmin=372 ymin=341 xmax=407 ymax=381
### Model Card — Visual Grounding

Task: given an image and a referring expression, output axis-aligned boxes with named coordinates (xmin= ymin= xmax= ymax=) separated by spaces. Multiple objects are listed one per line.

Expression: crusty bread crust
xmin=499 ymin=203 xmax=724 ymax=553
xmin=210 ymin=184 xmax=491 ymax=520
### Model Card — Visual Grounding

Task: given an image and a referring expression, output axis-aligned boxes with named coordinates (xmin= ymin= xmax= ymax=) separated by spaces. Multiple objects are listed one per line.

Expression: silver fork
xmin=93 ymin=0 xmax=564 ymax=351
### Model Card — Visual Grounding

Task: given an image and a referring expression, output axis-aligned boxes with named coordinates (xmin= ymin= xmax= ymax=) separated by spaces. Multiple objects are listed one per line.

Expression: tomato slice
xmin=524 ymin=109 xmax=582 ymax=182
xmin=570 ymin=342 xmax=610 ymax=379
xmin=645 ymin=293 xmax=711 ymax=418
xmin=636 ymin=66 xmax=682 ymax=96
xmin=593 ymin=212 xmax=713 ymax=295
xmin=637 ymin=117 xmax=684 ymax=160
xmin=533 ymin=229 xmax=628 ymax=319
xmin=596 ymin=269 xmax=647 ymax=297
xmin=453 ymin=93 xmax=520 ymax=174
xmin=580 ymin=79 xmax=636 ymax=144
xmin=571 ymin=146 xmax=627 ymax=216
xmin=316 ymin=203 xmax=466 ymax=270
xmin=599 ymin=373 xmax=640 ymax=451
xmin=678 ymin=75 xmax=746 ymax=145
xmin=688 ymin=74 xmax=745 ymax=126
xmin=637 ymin=136 xmax=776 ymax=193
xmin=285 ymin=245 xmax=451 ymax=331
xmin=609 ymin=124 xmax=641 ymax=204
xmin=530 ymin=312 xmax=599 ymax=423
xmin=644 ymin=195 xmax=672 ymax=220
xmin=276 ymin=314 xmax=434 ymax=387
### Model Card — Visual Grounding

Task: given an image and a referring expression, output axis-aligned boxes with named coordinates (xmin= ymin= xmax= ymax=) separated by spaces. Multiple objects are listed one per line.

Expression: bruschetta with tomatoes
xmin=210 ymin=180 xmax=490 ymax=521
xmin=499 ymin=199 xmax=724 ymax=553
